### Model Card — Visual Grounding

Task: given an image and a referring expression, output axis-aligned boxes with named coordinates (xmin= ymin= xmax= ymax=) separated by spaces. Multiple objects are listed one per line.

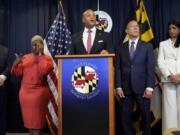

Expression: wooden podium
xmin=55 ymin=54 xmax=115 ymax=135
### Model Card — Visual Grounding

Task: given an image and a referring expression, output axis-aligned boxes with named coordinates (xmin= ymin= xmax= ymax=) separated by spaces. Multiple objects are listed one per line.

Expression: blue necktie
xmin=129 ymin=41 xmax=135 ymax=60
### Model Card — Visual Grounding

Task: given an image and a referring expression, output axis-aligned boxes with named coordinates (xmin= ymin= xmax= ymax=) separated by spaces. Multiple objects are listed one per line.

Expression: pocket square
xmin=98 ymin=40 xmax=104 ymax=43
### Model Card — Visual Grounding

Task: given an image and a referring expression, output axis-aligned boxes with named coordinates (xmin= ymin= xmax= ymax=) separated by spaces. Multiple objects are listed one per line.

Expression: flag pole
xmin=96 ymin=0 xmax=100 ymax=23
xmin=97 ymin=0 xmax=99 ymax=11
xmin=59 ymin=0 xmax=66 ymax=17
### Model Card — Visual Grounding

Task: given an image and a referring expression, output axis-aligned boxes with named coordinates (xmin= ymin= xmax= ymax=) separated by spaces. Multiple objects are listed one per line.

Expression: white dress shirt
xmin=129 ymin=38 xmax=139 ymax=51
xmin=82 ymin=26 xmax=96 ymax=51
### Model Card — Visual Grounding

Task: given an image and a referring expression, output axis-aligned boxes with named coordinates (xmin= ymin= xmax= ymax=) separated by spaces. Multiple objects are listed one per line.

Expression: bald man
xmin=70 ymin=9 xmax=113 ymax=54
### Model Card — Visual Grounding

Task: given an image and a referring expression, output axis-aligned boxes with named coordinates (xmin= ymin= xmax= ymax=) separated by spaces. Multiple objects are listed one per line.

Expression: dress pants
xmin=162 ymin=83 xmax=180 ymax=134
xmin=121 ymin=94 xmax=151 ymax=135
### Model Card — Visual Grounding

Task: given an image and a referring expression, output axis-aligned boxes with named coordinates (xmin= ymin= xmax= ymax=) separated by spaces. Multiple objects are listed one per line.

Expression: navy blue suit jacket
xmin=115 ymin=40 xmax=155 ymax=95
xmin=70 ymin=29 xmax=113 ymax=54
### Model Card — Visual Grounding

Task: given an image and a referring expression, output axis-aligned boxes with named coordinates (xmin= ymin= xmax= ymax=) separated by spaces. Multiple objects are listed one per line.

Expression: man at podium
xmin=70 ymin=9 xmax=113 ymax=54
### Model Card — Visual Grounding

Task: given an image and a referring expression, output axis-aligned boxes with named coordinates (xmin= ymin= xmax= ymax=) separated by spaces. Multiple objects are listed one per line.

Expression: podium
xmin=55 ymin=54 xmax=115 ymax=135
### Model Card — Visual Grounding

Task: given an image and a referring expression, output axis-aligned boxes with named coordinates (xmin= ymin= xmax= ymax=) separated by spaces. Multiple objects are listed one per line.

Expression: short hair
xmin=82 ymin=9 xmax=95 ymax=17
xmin=126 ymin=19 xmax=138 ymax=29
xmin=31 ymin=35 xmax=44 ymax=45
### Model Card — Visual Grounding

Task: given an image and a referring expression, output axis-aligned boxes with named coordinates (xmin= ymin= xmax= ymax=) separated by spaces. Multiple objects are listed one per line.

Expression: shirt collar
xmin=84 ymin=26 xmax=96 ymax=33
xmin=129 ymin=37 xmax=139 ymax=46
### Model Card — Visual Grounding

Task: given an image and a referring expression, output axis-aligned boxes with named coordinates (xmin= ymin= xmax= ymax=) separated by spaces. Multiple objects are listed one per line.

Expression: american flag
xmin=43 ymin=2 xmax=71 ymax=135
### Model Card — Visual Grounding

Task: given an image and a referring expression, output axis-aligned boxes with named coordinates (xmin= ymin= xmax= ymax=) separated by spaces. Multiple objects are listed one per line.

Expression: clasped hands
xmin=168 ymin=74 xmax=180 ymax=84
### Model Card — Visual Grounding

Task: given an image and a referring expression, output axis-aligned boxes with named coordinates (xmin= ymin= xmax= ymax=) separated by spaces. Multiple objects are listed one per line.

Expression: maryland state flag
xmin=136 ymin=0 xmax=154 ymax=42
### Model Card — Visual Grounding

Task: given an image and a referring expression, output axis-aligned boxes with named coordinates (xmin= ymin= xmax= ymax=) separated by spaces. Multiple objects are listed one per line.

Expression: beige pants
xmin=162 ymin=83 xmax=180 ymax=134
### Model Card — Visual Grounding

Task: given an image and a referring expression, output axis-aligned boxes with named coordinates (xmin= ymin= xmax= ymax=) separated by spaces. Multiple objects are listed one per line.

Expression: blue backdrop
xmin=1 ymin=0 xmax=180 ymax=54
xmin=0 ymin=0 xmax=180 ymax=133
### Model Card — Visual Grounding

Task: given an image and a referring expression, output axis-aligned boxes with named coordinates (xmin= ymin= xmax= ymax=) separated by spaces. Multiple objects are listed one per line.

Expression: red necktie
xmin=87 ymin=29 xmax=92 ymax=53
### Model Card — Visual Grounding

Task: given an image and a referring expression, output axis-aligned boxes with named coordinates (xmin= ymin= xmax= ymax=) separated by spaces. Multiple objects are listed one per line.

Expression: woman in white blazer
xmin=158 ymin=20 xmax=180 ymax=134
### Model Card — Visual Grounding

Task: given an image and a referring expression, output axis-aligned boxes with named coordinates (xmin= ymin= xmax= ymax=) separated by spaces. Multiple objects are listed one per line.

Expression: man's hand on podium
xmin=100 ymin=50 xmax=109 ymax=54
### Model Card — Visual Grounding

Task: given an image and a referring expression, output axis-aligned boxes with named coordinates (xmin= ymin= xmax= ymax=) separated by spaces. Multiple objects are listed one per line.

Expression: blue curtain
xmin=1 ymin=0 xmax=180 ymax=53
xmin=0 ymin=0 xmax=180 ymax=132
xmin=62 ymin=0 xmax=180 ymax=46
xmin=153 ymin=0 xmax=180 ymax=45
xmin=3 ymin=0 xmax=57 ymax=54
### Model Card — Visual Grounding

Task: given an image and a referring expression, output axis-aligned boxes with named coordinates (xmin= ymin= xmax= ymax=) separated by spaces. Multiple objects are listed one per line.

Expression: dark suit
xmin=70 ymin=29 xmax=113 ymax=54
xmin=115 ymin=40 xmax=155 ymax=135
xmin=0 ymin=45 xmax=11 ymax=135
